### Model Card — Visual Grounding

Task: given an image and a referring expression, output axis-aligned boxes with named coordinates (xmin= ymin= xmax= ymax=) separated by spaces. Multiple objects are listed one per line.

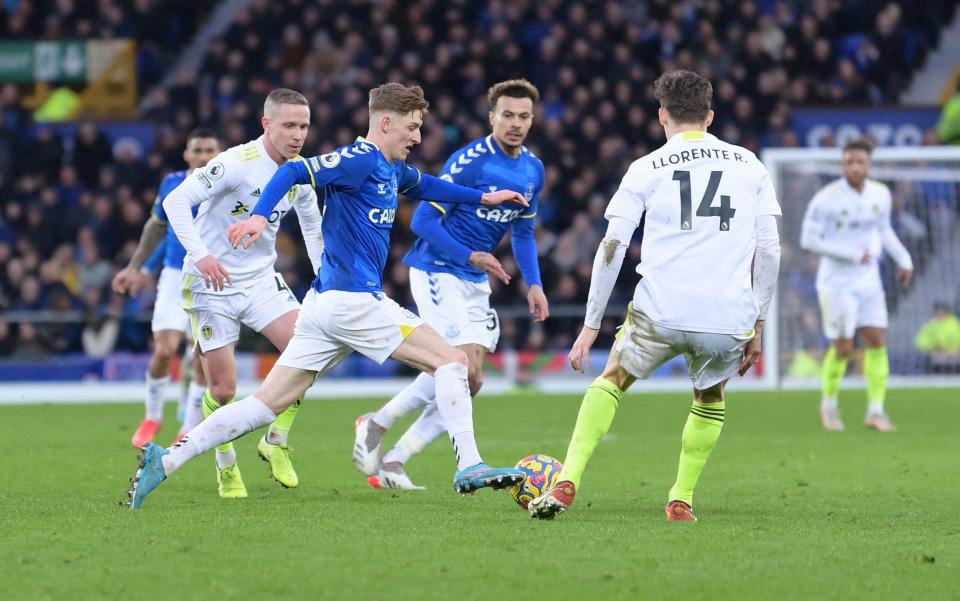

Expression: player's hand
xmin=527 ymin=284 xmax=549 ymax=322
xmin=480 ymin=190 xmax=529 ymax=209
xmin=469 ymin=251 xmax=510 ymax=285
xmin=111 ymin=267 xmax=148 ymax=295
xmin=738 ymin=322 xmax=763 ymax=376
xmin=897 ymin=268 xmax=913 ymax=287
xmin=227 ymin=215 xmax=268 ymax=249
xmin=569 ymin=325 xmax=599 ymax=373
xmin=194 ymin=255 xmax=232 ymax=291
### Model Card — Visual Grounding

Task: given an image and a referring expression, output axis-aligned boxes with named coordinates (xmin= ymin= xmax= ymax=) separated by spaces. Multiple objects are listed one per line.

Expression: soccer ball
xmin=510 ymin=454 xmax=563 ymax=509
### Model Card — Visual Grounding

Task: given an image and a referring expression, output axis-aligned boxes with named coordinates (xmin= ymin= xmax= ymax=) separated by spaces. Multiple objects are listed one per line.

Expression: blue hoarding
xmin=791 ymin=108 xmax=941 ymax=147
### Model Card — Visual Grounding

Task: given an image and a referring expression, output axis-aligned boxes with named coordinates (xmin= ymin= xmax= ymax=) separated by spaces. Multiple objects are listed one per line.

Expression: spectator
xmin=914 ymin=303 xmax=960 ymax=373
xmin=937 ymin=81 xmax=960 ymax=144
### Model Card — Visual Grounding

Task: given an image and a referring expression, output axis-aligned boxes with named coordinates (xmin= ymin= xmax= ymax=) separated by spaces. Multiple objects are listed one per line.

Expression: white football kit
xmin=162 ymin=136 xmax=323 ymax=352
xmin=151 ymin=266 xmax=192 ymax=334
xmin=800 ymin=178 xmax=912 ymax=340
xmin=408 ymin=268 xmax=499 ymax=351
xmin=587 ymin=130 xmax=782 ymax=389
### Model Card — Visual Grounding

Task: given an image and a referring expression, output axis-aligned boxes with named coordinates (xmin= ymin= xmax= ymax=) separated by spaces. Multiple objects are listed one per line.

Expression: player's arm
xmin=409 ymin=203 xmax=511 ymax=284
xmin=570 ymin=215 xmax=635 ymax=372
xmin=230 ymin=153 xmax=376 ymax=248
xmin=511 ymin=176 xmax=547 ymax=321
xmin=399 ymin=165 xmax=528 ymax=208
xmin=740 ymin=215 xmax=782 ymax=376
xmin=879 ymin=189 xmax=913 ymax=285
xmin=112 ymin=179 xmax=176 ymax=294
xmin=111 ymin=215 xmax=167 ymax=295
xmin=799 ymin=192 xmax=865 ymax=263
xmin=570 ymin=167 xmax=647 ymax=372
xmin=292 ymin=189 xmax=324 ymax=274
xmin=164 ymin=158 xmax=235 ymax=290
xmin=142 ymin=237 xmax=165 ymax=274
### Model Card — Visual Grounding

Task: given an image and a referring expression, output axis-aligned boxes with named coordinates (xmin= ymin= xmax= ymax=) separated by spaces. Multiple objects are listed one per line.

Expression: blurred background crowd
xmin=0 ymin=0 xmax=958 ymax=368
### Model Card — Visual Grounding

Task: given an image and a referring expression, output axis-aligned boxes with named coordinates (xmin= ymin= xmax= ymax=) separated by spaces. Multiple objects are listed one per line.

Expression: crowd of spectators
xmin=0 ymin=0 xmax=958 ymax=359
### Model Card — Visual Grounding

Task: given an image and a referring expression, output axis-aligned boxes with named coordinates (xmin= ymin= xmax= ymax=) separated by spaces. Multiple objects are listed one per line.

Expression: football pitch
xmin=2 ymin=388 xmax=957 ymax=601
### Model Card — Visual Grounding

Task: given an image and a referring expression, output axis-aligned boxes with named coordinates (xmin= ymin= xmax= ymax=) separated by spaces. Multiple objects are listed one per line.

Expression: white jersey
xmin=800 ymin=178 xmax=913 ymax=289
xmin=605 ymin=131 xmax=781 ymax=335
xmin=166 ymin=136 xmax=321 ymax=293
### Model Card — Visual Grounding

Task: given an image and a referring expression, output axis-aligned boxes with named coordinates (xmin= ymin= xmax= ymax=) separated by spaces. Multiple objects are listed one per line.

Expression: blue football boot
xmin=453 ymin=463 xmax=525 ymax=494
xmin=125 ymin=443 xmax=169 ymax=509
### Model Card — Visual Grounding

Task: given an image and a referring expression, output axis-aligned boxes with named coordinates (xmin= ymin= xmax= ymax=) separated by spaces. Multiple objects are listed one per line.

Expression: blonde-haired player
xmin=530 ymin=70 xmax=782 ymax=522
xmin=801 ymin=138 xmax=913 ymax=432
xmin=159 ymin=88 xmax=324 ymax=497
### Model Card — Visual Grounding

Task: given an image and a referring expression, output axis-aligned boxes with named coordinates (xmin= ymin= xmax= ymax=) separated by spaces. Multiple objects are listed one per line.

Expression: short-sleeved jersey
xmin=289 ymin=139 xmax=424 ymax=293
xmin=152 ymin=170 xmax=193 ymax=270
xmin=606 ymin=131 xmax=782 ymax=335
xmin=175 ymin=136 xmax=318 ymax=292
xmin=802 ymin=178 xmax=893 ymax=286
xmin=403 ymin=135 xmax=544 ymax=282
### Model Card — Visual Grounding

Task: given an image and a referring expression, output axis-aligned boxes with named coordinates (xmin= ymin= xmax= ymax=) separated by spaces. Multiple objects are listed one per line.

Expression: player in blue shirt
xmin=355 ymin=79 xmax=550 ymax=490
xmin=112 ymin=128 xmax=220 ymax=448
xmin=127 ymin=83 xmax=531 ymax=508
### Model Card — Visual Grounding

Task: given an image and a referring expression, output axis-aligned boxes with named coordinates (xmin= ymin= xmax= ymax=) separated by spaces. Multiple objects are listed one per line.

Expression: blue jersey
xmin=252 ymin=138 xmax=484 ymax=294
xmin=151 ymin=170 xmax=198 ymax=270
xmin=404 ymin=135 xmax=544 ymax=283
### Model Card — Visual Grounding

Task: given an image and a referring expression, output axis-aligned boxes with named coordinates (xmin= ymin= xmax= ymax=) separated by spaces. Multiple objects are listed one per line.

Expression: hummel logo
xmin=250 ymin=188 xmax=261 ymax=198
xmin=488 ymin=185 xmax=498 ymax=193
xmin=231 ymin=201 xmax=250 ymax=216
xmin=377 ymin=183 xmax=387 ymax=194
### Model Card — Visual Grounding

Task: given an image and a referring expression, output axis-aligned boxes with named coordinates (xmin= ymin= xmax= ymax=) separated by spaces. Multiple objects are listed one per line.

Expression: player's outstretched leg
xmin=819 ymin=346 xmax=847 ymax=431
xmin=201 ymin=390 xmax=246 ymax=498
xmin=435 ymin=363 xmax=523 ymax=493
xmin=390 ymin=326 xmax=523 ymax=494
xmin=354 ymin=373 xmax=436 ymax=476
xmin=258 ymin=397 xmax=301 ymax=487
xmin=353 ymin=413 xmax=387 ymax=475
xmin=369 ymin=403 xmax=445 ymax=490
xmin=124 ymin=395 xmax=279 ymax=509
xmin=665 ymin=388 xmax=725 ymax=522
xmin=530 ymin=376 xmax=622 ymax=519
xmin=126 ymin=443 xmax=169 ymax=509
xmin=863 ymin=346 xmax=895 ymax=431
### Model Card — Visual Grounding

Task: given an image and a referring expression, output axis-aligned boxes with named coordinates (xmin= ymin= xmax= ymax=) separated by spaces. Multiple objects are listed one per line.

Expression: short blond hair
xmin=264 ymin=88 xmax=308 ymax=117
xmin=368 ymin=83 xmax=429 ymax=116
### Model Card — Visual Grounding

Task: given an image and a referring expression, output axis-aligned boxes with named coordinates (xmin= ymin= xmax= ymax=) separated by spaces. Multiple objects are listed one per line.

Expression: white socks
xmin=162 ymin=396 xmax=277 ymax=476
xmin=145 ymin=374 xmax=170 ymax=421
xmin=178 ymin=382 xmax=206 ymax=436
xmin=374 ymin=372 xmax=436 ymax=429
xmin=383 ymin=402 xmax=447 ymax=465
xmin=820 ymin=397 xmax=838 ymax=410
xmin=434 ymin=362 xmax=482 ymax=470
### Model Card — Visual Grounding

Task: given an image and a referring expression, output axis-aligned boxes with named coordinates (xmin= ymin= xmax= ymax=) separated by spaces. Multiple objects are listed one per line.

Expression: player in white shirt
xmin=160 ymin=89 xmax=324 ymax=498
xmin=529 ymin=70 xmax=782 ymax=522
xmin=800 ymin=138 xmax=913 ymax=433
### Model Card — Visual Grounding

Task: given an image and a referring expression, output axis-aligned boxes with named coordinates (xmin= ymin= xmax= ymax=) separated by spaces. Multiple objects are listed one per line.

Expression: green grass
xmin=1 ymin=389 xmax=958 ymax=601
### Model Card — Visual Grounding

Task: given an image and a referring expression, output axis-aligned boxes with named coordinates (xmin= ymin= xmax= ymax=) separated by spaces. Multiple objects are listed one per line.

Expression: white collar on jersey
xmin=667 ymin=130 xmax=717 ymax=143
xmin=355 ymin=136 xmax=380 ymax=151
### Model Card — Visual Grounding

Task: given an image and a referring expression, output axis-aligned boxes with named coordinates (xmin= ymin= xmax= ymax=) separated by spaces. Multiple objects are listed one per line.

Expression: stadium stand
xmin=0 ymin=0 xmax=957 ymax=360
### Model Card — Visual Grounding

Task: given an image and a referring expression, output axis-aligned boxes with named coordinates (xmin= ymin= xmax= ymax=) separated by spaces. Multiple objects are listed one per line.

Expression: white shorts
xmin=152 ymin=267 xmax=191 ymax=334
xmin=409 ymin=267 xmax=499 ymax=352
xmin=276 ymin=289 xmax=424 ymax=375
xmin=615 ymin=309 xmax=750 ymax=390
xmin=817 ymin=276 xmax=888 ymax=340
xmin=182 ymin=271 xmax=300 ymax=352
